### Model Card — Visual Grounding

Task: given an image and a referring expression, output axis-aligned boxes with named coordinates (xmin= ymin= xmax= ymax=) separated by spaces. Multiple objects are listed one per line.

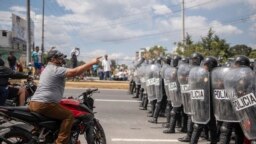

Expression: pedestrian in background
xmin=102 ymin=54 xmax=111 ymax=80
xmin=70 ymin=48 xmax=79 ymax=68
xmin=32 ymin=46 xmax=42 ymax=79
xmin=7 ymin=51 xmax=16 ymax=71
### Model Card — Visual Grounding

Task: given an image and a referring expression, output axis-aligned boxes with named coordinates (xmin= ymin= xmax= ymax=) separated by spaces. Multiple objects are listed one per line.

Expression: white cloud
xmin=56 ymin=0 xmax=93 ymax=14
xmin=210 ymin=20 xmax=243 ymax=35
xmin=171 ymin=0 xmax=256 ymax=10
xmin=152 ymin=4 xmax=172 ymax=15
xmin=157 ymin=15 xmax=243 ymax=40
xmin=10 ymin=6 xmax=26 ymax=12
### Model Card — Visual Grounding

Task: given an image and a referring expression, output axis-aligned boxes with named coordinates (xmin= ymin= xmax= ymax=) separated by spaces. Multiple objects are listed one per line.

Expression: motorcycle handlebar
xmin=83 ymin=88 xmax=99 ymax=96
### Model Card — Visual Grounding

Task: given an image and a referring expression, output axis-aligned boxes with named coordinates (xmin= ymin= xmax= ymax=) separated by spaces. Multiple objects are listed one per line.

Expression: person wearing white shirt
xmin=102 ymin=54 xmax=111 ymax=80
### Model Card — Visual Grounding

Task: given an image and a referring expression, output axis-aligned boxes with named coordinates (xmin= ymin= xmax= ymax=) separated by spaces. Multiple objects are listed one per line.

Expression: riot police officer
xmin=178 ymin=52 xmax=204 ymax=142
xmin=221 ymin=55 xmax=252 ymax=144
xmin=189 ymin=56 xmax=218 ymax=144
xmin=148 ymin=56 xmax=170 ymax=123
xmin=147 ymin=57 xmax=162 ymax=118
xmin=163 ymin=55 xmax=183 ymax=133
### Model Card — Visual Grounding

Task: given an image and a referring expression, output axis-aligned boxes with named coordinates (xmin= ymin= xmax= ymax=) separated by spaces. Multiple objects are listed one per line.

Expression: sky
xmin=0 ymin=0 xmax=256 ymax=65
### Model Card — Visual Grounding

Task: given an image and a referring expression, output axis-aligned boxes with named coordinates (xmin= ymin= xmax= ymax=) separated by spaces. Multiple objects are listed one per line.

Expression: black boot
xmin=163 ymin=109 xmax=176 ymax=133
xmin=148 ymin=100 xmax=156 ymax=117
xmin=162 ymin=102 xmax=172 ymax=128
xmin=179 ymin=116 xmax=193 ymax=142
xmin=139 ymin=88 xmax=144 ymax=101
xmin=149 ymin=102 xmax=161 ymax=123
xmin=178 ymin=134 xmax=191 ymax=142
xmin=218 ymin=122 xmax=232 ymax=144
xmin=130 ymin=81 xmax=135 ymax=94
xmin=132 ymin=84 xmax=140 ymax=98
xmin=148 ymin=117 xmax=157 ymax=123
xmin=190 ymin=124 xmax=203 ymax=144
xmin=141 ymin=96 xmax=148 ymax=110
xmin=180 ymin=112 xmax=188 ymax=133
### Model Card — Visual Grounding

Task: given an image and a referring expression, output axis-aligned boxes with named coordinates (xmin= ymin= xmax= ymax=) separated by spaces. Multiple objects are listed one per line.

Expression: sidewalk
xmin=10 ymin=79 xmax=129 ymax=90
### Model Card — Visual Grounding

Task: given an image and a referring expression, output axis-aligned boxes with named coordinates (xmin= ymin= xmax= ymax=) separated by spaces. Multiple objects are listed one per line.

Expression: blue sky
xmin=0 ymin=0 xmax=256 ymax=65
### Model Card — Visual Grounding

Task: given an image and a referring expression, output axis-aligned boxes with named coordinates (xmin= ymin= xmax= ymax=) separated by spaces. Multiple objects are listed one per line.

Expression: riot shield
xmin=153 ymin=63 xmax=163 ymax=102
xmin=133 ymin=68 xmax=141 ymax=85
xmin=224 ymin=67 xmax=256 ymax=140
xmin=189 ymin=66 xmax=210 ymax=124
xmin=177 ymin=63 xmax=192 ymax=114
xmin=146 ymin=64 xmax=157 ymax=102
xmin=139 ymin=63 xmax=147 ymax=93
xmin=211 ymin=67 xmax=239 ymax=122
xmin=165 ymin=66 xmax=181 ymax=107
xmin=164 ymin=66 xmax=172 ymax=101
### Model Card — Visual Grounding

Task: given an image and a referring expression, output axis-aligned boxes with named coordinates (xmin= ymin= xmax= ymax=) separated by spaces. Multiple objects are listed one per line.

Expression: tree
xmin=175 ymin=28 xmax=230 ymax=63
xmin=229 ymin=44 xmax=252 ymax=57
xmin=249 ymin=49 xmax=256 ymax=59
xmin=147 ymin=45 xmax=167 ymax=59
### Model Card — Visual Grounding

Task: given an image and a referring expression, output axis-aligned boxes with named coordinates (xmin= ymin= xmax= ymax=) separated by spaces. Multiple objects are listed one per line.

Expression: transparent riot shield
xmin=167 ymin=67 xmax=181 ymax=107
xmin=153 ymin=63 xmax=163 ymax=102
xmin=139 ymin=63 xmax=147 ymax=93
xmin=163 ymin=65 xmax=171 ymax=101
xmin=189 ymin=66 xmax=210 ymax=124
xmin=224 ymin=67 xmax=256 ymax=140
xmin=177 ymin=63 xmax=192 ymax=114
xmin=212 ymin=67 xmax=239 ymax=122
xmin=146 ymin=64 xmax=157 ymax=102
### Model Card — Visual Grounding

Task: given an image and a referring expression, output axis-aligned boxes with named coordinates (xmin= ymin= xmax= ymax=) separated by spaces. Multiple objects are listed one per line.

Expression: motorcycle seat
xmin=0 ymin=106 xmax=29 ymax=112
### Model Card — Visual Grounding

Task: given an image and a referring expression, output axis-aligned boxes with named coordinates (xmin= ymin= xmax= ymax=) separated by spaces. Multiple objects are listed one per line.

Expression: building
xmin=0 ymin=30 xmax=26 ymax=66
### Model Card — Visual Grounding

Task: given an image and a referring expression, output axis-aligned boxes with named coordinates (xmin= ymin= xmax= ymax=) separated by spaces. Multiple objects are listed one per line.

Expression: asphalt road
xmin=64 ymin=88 xmax=210 ymax=144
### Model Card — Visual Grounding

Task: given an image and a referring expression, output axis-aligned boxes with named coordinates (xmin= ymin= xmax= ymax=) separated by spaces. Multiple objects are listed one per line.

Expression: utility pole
xmin=181 ymin=0 xmax=185 ymax=52
xmin=26 ymin=0 xmax=31 ymax=65
xmin=41 ymin=0 xmax=45 ymax=62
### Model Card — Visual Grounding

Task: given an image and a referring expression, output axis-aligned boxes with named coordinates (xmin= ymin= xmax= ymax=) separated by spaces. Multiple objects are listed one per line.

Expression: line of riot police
xmin=128 ymin=52 xmax=256 ymax=144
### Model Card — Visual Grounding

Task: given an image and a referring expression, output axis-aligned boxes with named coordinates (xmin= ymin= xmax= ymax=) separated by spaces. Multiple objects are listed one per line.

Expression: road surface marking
xmin=95 ymin=99 xmax=140 ymax=103
xmin=112 ymin=138 xmax=180 ymax=142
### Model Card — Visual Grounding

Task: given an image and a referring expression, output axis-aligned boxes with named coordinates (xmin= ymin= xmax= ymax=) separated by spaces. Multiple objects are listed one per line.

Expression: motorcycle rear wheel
xmin=0 ymin=126 xmax=32 ymax=144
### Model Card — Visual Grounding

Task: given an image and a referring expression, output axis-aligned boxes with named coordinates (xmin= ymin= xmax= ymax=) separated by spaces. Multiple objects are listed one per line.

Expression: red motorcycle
xmin=0 ymin=88 xmax=106 ymax=144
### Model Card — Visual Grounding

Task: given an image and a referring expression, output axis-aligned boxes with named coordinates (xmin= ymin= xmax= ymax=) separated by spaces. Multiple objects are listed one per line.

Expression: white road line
xmin=95 ymin=99 xmax=140 ymax=103
xmin=112 ymin=138 xmax=179 ymax=142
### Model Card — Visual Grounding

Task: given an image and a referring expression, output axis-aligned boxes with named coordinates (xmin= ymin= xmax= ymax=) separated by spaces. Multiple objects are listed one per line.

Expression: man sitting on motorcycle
xmin=0 ymin=59 xmax=29 ymax=106
xmin=29 ymin=49 xmax=101 ymax=144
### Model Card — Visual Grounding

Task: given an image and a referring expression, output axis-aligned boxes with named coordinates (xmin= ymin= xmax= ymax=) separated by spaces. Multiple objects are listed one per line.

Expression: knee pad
xmin=193 ymin=124 xmax=200 ymax=129
xmin=220 ymin=125 xmax=228 ymax=133
xmin=170 ymin=110 xmax=176 ymax=116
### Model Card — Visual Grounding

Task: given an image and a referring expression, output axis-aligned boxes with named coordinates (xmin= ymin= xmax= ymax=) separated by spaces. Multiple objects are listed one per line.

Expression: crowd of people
xmin=128 ymin=52 xmax=255 ymax=144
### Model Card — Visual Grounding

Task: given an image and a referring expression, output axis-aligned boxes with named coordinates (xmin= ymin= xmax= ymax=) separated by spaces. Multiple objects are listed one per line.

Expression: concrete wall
xmin=0 ymin=30 xmax=12 ymax=48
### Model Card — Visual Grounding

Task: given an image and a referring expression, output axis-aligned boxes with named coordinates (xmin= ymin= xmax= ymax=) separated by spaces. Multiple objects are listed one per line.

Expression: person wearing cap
xmin=0 ymin=59 xmax=29 ymax=106
xmin=29 ymin=49 xmax=101 ymax=144
xmin=102 ymin=54 xmax=111 ymax=80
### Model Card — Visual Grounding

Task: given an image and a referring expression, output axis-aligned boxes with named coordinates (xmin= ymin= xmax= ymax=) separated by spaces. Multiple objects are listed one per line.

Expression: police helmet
xmin=234 ymin=55 xmax=250 ymax=67
xmin=203 ymin=56 xmax=218 ymax=71
xmin=190 ymin=52 xmax=204 ymax=66
xmin=172 ymin=55 xmax=181 ymax=67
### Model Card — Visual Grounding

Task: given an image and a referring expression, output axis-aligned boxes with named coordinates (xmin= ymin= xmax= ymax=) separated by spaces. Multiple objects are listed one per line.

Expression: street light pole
xmin=26 ymin=0 xmax=31 ymax=65
xmin=41 ymin=0 xmax=45 ymax=63
xmin=181 ymin=0 xmax=185 ymax=52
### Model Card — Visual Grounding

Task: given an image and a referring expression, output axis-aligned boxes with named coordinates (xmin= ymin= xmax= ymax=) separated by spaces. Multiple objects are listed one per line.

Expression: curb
xmin=10 ymin=79 xmax=129 ymax=90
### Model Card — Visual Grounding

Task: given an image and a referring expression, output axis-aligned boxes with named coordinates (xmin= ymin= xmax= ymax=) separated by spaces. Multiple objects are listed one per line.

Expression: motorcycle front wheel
xmin=84 ymin=119 xmax=106 ymax=144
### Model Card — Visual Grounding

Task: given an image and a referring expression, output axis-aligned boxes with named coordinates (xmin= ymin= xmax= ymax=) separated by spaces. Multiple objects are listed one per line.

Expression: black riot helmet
xmin=203 ymin=56 xmax=218 ymax=72
xmin=166 ymin=55 xmax=172 ymax=65
xmin=172 ymin=55 xmax=181 ymax=67
xmin=156 ymin=57 xmax=162 ymax=65
xmin=181 ymin=57 xmax=189 ymax=64
xmin=161 ymin=55 xmax=172 ymax=65
xmin=190 ymin=52 xmax=204 ymax=66
xmin=234 ymin=55 xmax=250 ymax=67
